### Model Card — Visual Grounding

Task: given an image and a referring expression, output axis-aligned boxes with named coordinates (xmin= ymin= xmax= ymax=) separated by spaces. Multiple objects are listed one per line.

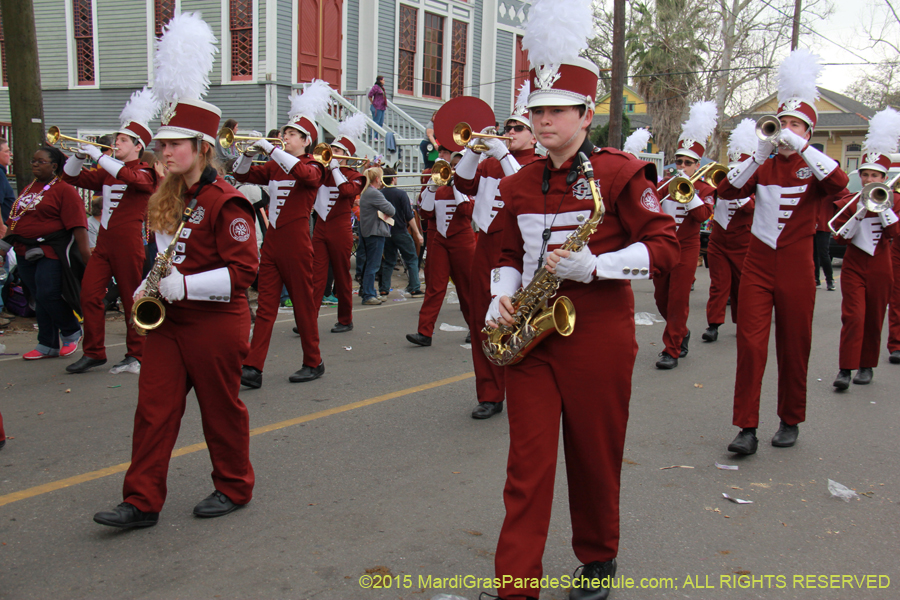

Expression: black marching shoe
xmin=241 ymin=366 xmax=262 ymax=389
xmin=66 ymin=356 xmax=107 ymax=373
xmin=292 ymin=326 xmax=299 ymax=334
xmin=331 ymin=322 xmax=353 ymax=333
xmin=655 ymin=352 xmax=678 ymax=369
xmin=727 ymin=428 xmax=758 ymax=455
xmin=833 ymin=369 xmax=851 ymax=391
xmin=471 ymin=401 xmax=503 ymax=420
xmin=289 ymin=361 xmax=325 ymax=383
xmin=890 ymin=351 xmax=900 ymax=364
xmin=406 ymin=333 xmax=432 ymax=347
xmin=93 ymin=502 xmax=158 ymax=528
xmin=465 ymin=332 xmax=471 ymax=344
xmin=852 ymin=367 xmax=873 ymax=385
xmin=679 ymin=330 xmax=691 ymax=358
xmin=771 ymin=421 xmax=799 ymax=447
xmin=702 ymin=324 xmax=719 ymax=342
xmin=193 ymin=490 xmax=243 ymax=518
xmin=569 ymin=559 xmax=617 ymax=600
xmin=827 ymin=280 xmax=836 ymax=291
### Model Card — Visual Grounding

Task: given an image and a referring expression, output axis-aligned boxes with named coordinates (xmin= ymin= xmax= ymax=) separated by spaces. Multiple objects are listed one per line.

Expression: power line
xmin=756 ymin=0 xmax=872 ymax=62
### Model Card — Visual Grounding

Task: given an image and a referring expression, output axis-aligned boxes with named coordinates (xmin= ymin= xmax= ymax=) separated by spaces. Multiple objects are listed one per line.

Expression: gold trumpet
xmin=218 ymin=127 xmax=283 ymax=153
xmin=46 ymin=126 xmax=116 ymax=153
xmin=453 ymin=122 xmax=511 ymax=152
xmin=665 ymin=162 xmax=728 ymax=204
xmin=312 ymin=143 xmax=368 ymax=166
xmin=828 ymin=173 xmax=899 ymax=235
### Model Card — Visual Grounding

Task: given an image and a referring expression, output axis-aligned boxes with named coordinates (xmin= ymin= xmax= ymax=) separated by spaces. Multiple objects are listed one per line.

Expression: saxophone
xmin=132 ymin=201 xmax=197 ymax=336
xmin=482 ymin=153 xmax=605 ymax=366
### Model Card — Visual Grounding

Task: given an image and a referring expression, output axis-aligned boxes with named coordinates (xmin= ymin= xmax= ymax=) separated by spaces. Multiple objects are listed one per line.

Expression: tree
xmin=591 ymin=111 xmax=632 ymax=147
xmin=843 ymin=0 xmax=900 ymax=110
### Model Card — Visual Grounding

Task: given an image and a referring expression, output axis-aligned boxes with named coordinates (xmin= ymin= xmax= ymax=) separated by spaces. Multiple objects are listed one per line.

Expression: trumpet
xmin=312 ymin=143 xmax=368 ymax=166
xmin=46 ymin=126 xmax=116 ymax=153
xmin=429 ymin=159 xmax=454 ymax=186
xmin=453 ymin=122 xmax=511 ymax=152
xmin=664 ymin=162 xmax=728 ymax=204
xmin=756 ymin=115 xmax=793 ymax=150
xmin=218 ymin=127 xmax=283 ymax=153
xmin=828 ymin=173 xmax=899 ymax=235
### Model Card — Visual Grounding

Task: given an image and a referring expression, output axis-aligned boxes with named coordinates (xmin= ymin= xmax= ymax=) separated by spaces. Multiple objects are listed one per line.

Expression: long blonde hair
xmin=361 ymin=166 xmax=383 ymax=194
xmin=147 ymin=140 xmax=217 ymax=234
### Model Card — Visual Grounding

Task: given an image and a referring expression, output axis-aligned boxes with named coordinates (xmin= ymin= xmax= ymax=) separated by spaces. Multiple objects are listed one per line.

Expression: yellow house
xmin=593 ymin=85 xmax=660 ymax=153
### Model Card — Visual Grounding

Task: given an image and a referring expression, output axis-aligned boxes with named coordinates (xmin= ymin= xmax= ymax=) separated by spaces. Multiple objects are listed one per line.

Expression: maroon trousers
xmin=733 ymin=237 xmax=815 ymax=428
xmin=246 ymin=221 xmax=321 ymax=371
xmin=81 ymin=233 xmax=146 ymax=360
xmin=468 ymin=229 xmax=505 ymax=404
xmin=653 ymin=242 xmax=700 ymax=358
xmin=706 ymin=227 xmax=750 ymax=327
xmin=312 ymin=216 xmax=353 ymax=326
xmin=495 ymin=283 xmax=634 ymax=600
xmin=123 ymin=307 xmax=254 ymax=512
xmin=839 ymin=245 xmax=894 ymax=370
xmin=416 ymin=228 xmax=475 ymax=337
xmin=888 ymin=241 xmax=900 ymax=354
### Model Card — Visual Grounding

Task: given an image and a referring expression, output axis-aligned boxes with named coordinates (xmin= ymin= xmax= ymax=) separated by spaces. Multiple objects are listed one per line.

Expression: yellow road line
xmin=0 ymin=371 xmax=473 ymax=508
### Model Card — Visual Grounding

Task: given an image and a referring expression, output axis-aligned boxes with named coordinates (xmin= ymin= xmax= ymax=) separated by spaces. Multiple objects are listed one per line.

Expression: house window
xmin=422 ymin=12 xmax=444 ymax=98
xmin=155 ymin=0 xmax=176 ymax=38
xmin=398 ymin=4 xmax=417 ymax=94
xmin=73 ymin=0 xmax=96 ymax=85
xmin=846 ymin=143 xmax=861 ymax=152
xmin=623 ymin=97 xmax=635 ymax=113
xmin=230 ymin=0 xmax=253 ymax=81
xmin=450 ymin=21 xmax=467 ymax=98
xmin=0 ymin=7 xmax=7 ymax=87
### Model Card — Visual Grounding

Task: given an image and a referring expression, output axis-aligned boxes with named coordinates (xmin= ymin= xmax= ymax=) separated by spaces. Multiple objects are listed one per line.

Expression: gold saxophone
xmin=482 ymin=153 xmax=605 ymax=366
xmin=132 ymin=201 xmax=197 ymax=336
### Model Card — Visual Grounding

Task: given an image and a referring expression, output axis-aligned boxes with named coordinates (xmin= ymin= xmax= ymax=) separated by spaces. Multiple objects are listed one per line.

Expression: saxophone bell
xmin=132 ymin=295 xmax=166 ymax=336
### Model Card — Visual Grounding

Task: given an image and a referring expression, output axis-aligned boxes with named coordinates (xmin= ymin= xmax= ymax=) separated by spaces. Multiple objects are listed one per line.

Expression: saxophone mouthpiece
xmin=578 ymin=152 xmax=593 ymax=179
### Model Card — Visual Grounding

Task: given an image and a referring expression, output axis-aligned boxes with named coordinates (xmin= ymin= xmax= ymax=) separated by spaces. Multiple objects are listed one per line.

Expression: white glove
xmin=485 ymin=295 xmax=505 ymax=326
xmin=753 ymin=138 xmax=775 ymax=164
xmin=329 ymin=158 xmax=341 ymax=170
xmin=426 ymin=181 xmax=441 ymax=193
xmin=880 ymin=208 xmax=899 ymax=228
xmin=249 ymin=139 xmax=275 ymax=155
xmin=482 ymin=137 xmax=509 ymax=160
xmin=777 ymin=129 xmax=808 ymax=152
xmin=554 ymin=246 xmax=597 ymax=284
xmin=132 ymin=276 xmax=150 ymax=301
xmin=158 ymin=266 xmax=186 ymax=303
xmin=79 ymin=144 xmax=103 ymax=161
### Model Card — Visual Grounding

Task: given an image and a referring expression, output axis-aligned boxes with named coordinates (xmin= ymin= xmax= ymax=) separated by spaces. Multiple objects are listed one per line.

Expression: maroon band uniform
xmin=705 ymin=193 xmax=754 ymax=328
xmin=889 ymin=238 xmax=900 ymax=356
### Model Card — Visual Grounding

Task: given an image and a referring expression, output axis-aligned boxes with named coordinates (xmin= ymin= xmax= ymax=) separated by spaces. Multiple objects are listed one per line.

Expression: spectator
xmin=367 ymin=76 xmax=387 ymax=138
xmin=420 ymin=111 xmax=440 ymax=168
xmin=0 ymin=137 xmax=15 ymax=221
xmin=379 ymin=167 xmax=423 ymax=297
xmin=216 ymin=118 xmax=240 ymax=163
xmin=87 ymin=196 xmax=102 ymax=249
xmin=357 ymin=166 xmax=395 ymax=304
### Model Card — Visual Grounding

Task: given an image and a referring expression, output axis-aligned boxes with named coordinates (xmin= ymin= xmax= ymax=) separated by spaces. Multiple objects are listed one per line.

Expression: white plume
xmin=623 ymin=128 xmax=652 ymax=156
xmin=338 ymin=112 xmax=367 ymax=140
xmin=522 ymin=0 xmax=594 ymax=67
xmin=864 ymin=107 xmax=900 ymax=155
xmin=728 ymin=118 xmax=758 ymax=158
xmin=515 ymin=80 xmax=531 ymax=113
xmin=680 ymin=100 xmax=718 ymax=143
xmin=777 ymin=48 xmax=821 ymax=105
xmin=119 ymin=87 xmax=159 ymax=126
xmin=153 ymin=12 xmax=218 ymax=104
xmin=289 ymin=79 xmax=332 ymax=121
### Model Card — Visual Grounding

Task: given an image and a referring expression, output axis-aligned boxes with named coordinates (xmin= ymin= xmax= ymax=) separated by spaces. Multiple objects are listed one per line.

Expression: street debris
xmin=343 ymin=346 xmax=352 ymax=351
xmin=660 ymin=465 xmax=694 ymax=470
xmin=635 ymin=312 xmax=665 ymax=326
xmin=828 ymin=479 xmax=859 ymax=502
xmin=715 ymin=461 xmax=739 ymax=471
xmin=723 ymin=493 xmax=753 ymax=504
xmin=439 ymin=323 xmax=467 ymax=332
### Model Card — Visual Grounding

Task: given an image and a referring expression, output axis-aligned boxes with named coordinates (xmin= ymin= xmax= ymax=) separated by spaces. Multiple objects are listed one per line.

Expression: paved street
xmin=0 ymin=263 xmax=897 ymax=600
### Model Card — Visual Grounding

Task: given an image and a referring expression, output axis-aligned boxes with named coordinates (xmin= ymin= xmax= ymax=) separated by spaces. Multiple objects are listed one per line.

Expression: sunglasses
xmin=503 ymin=125 xmax=529 ymax=134
xmin=675 ymin=159 xmax=696 ymax=166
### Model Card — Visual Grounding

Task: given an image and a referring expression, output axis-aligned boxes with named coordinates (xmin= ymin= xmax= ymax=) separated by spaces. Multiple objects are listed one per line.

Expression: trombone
xmin=828 ymin=173 xmax=899 ymax=235
xmin=312 ymin=143 xmax=368 ymax=166
xmin=382 ymin=173 xmax=434 ymax=188
xmin=218 ymin=127 xmax=283 ymax=153
xmin=429 ymin=159 xmax=454 ymax=186
xmin=46 ymin=126 xmax=116 ymax=153
xmin=663 ymin=162 xmax=729 ymax=204
xmin=453 ymin=122 xmax=511 ymax=152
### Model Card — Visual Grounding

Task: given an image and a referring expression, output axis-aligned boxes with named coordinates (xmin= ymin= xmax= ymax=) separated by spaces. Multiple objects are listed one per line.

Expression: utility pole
xmin=791 ymin=0 xmax=802 ymax=50
xmin=608 ymin=0 xmax=626 ymax=149
xmin=0 ymin=0 xmax=45 ymax=192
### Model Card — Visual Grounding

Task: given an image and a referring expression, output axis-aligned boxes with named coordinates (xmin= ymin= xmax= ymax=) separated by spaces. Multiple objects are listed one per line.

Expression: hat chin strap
xmin=561 ymin=112 xmax=592 ymax=151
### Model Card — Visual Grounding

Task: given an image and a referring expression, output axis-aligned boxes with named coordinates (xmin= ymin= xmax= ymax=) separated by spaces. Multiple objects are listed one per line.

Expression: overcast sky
xmin=811 ymin=0 xmax=883 ymax=94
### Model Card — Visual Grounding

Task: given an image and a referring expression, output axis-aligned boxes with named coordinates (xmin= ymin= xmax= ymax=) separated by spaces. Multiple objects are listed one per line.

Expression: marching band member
xmin=454 ymin=88 xmax=538 ymax=419
xmin=889 ymin=233 xmax=900 ymax=364
xmin=235 ymin=81 xmax=330 ymax=389
xmin=93 ymin=13 xmax=258 ymax=528
xmin=830 ymin=108 xmax=900 ymax=389
xmin=717 ymin=49 xmax=849 ymax=455
xmin=702 ymin=119 xmax=756 ymax=343
xmin=311 ymin=113 xmax=365 ymax=332
xmin=653 ymin=101 xmax=717 ymax=369
xmin=483 ymin=1 xmax=679 ymax=597
xmin=63 ymin=88 xmax=160 ymax=374
xmin=405 ymin=153 xmax=475 ymax=347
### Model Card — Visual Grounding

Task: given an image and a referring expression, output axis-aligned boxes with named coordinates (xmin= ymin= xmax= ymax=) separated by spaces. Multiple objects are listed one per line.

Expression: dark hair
xmin=97 ymin=134 xmax=114 ymax=147
xmin=376 ymin=76 xmax=384 ymax=86
xmin=0 ymin=136 xmax=7 ymax=148
xmin=38 ymin=145 xmax=67 ymax=174
xmin=90 ymin=196 xmax=103 ymax=217
xmin=267 ymin=129 xmax=279 ymax=139
xmin=382 ymin=165 xmax=397 ymax=185
xmin=223 ymin=118 xmax=239 ymax=131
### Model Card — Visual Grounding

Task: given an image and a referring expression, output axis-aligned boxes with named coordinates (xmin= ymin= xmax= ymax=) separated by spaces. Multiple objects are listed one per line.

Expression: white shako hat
xmin=153 ymin=12 xmax=221 ymax=145
xmin=727 ymin=118 xmax=758 ymax=167
xmin=117 ymin=87 xmax=159 ymax=148
xmin=522 ymin=0 xmax=599 ymax=109
xmin=284 ymin=79 xmax=332 ymax=143
xmin=332 ymin=112 xmax=366 ymax=156
xmin=675 ymin=100 xmax=718 ymax=161
xmin=775 ymin=48 xmax=822 ymax=132
xmin=623 ymin=128 xmax=652 ymax=157
xmin=859 ymin=107 xmax=900 ymax=174
xmin=507 ymin=80 xmax=532 ymax=129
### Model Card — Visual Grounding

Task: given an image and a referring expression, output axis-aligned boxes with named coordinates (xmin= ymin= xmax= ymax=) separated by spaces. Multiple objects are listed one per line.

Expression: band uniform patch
xmin=704 ymin=195 xmax=715 ymax=205
xmin=189 ymin=206 xmax=206 ymax=224
xmin=641 ymin=188 xmax=661 ymax=212
xmin=572 ymin=178 xmax=592 ymax=200
xmin=230 ymin=218 xmax=251 ymax=242
xmin=795 ymin=167 xmax=812 ymax=179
